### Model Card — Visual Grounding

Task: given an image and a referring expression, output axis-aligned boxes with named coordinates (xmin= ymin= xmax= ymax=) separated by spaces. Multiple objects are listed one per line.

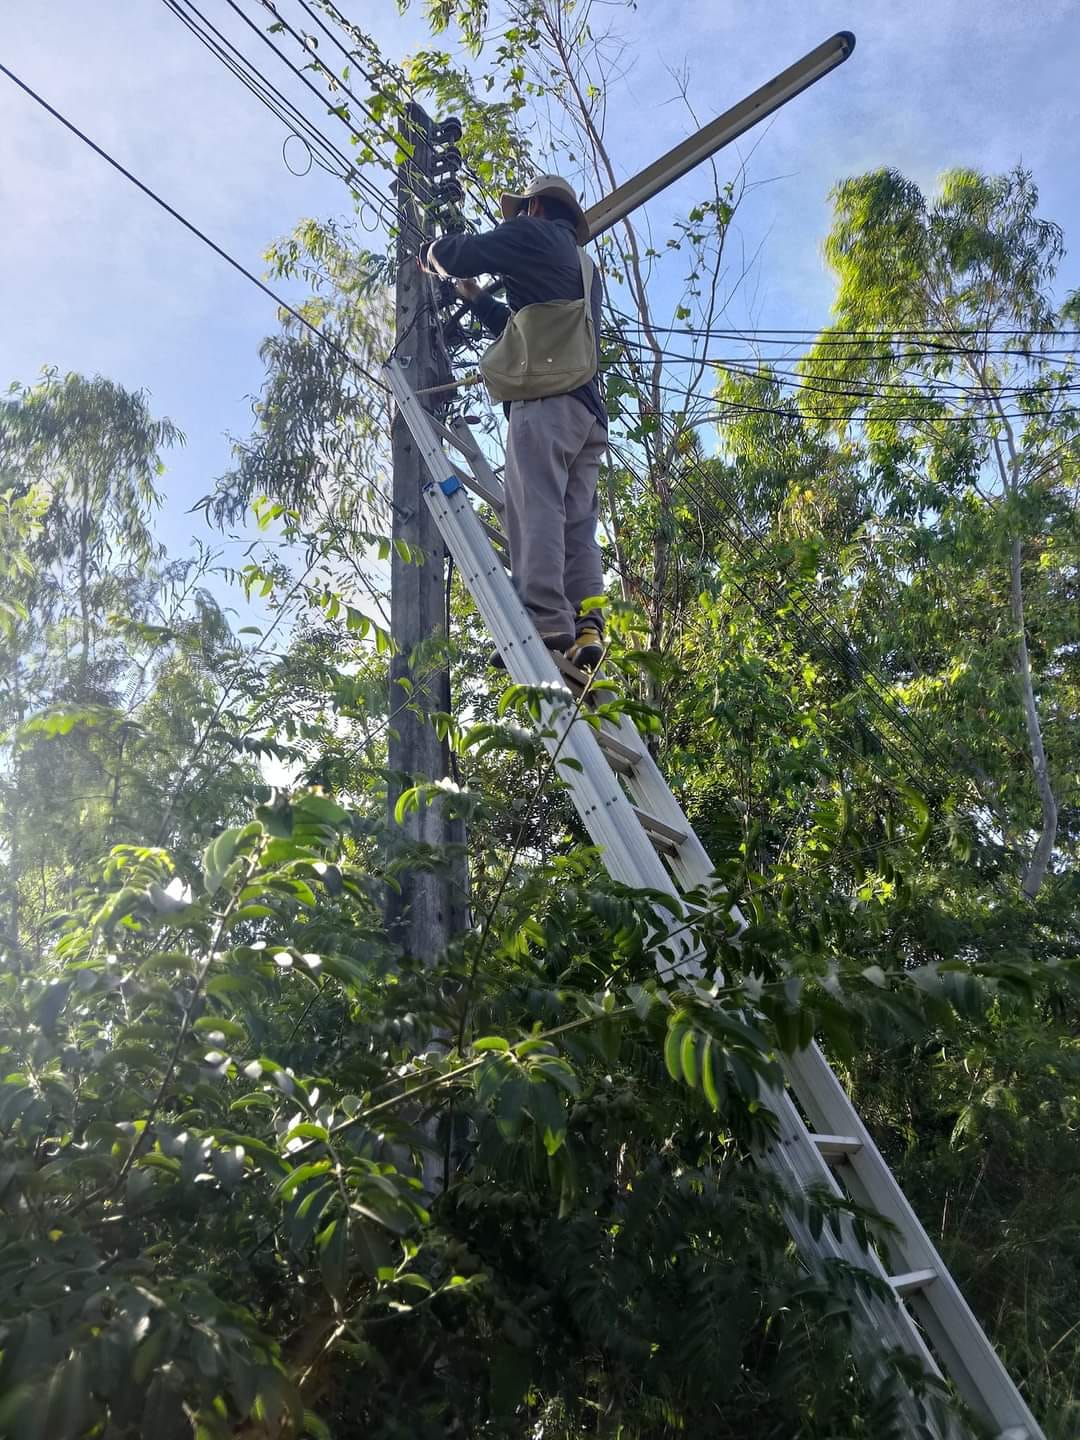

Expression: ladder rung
xmin=480 ymin=519 xmax=509 ymax=555
xmin=632 ymin=807 xmax=688 ymax=853
xmin=810 ymin=1133 xmax=863 ymax=1163
xmin=889 ymin=1268 xmax=936 ymax=1297
xmin=551 ymin=651 xmax=618 ymax=697
xmin=429 ymin=414 xmax=479 ymax=458
xmin=595 ymin=728 xmax=644 ymax=774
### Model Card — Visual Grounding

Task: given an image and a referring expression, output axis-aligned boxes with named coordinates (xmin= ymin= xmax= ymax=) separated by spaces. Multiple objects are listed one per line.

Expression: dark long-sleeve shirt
xmin=428 ymin=216 xmax=606 ymax=429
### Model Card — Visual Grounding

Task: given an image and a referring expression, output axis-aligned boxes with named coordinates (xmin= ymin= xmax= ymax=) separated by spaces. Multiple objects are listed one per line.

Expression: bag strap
xmin=577 ymin=248 xmax=595 ymax=334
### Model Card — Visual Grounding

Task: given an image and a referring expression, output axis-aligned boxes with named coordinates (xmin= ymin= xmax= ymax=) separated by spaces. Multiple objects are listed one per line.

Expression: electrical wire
xmin=257 ymin=2 xmax=419 ymax=164
xmin=164 ymin=0 xmax=349 ymax=179
xmin=597 ymin=429 xmax=974 ymax=825
xmin=606 ymin=316 xmax=1080 ymax=340
xmin=219 ymin=0 xmax=409 ymax=173
xmin=633 ymin=376 xmax=1079 ymax=428
xmin=610 ymin=337 xmax=1080 ymax=403
xmin=162 ymin=0 xmax=398 ymax=228
xmin=0 ymin=57 xmax=407 ymax=534
xmin=281 ymin=0 xmax=503 ymax=224
xmin=285 ymin=0 xmax=400 ymax=87
xmin=222 ymin=0 xmax=489 ymax=247
xmin=596 ymin=307 xmax=1073 ymax=808
xmin=659 ymin=396 xmax=1072 ymax=426
xmin=668 ymin=440 xmax=966 ymax=791
xmin=604 ymin=439 xmax=925 ymax=787
xmin=602 ymin=316 xmax=1078 ymax=422
xmin=606 ymin=423 xmax=958 ymax=793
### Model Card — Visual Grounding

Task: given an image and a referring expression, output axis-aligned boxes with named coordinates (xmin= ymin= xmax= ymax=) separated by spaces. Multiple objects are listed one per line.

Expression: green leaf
xmin=276 ymin=1160 xmax=332 ymax=1199
xmin=203 ymin=826 xmax=243 ymax=895
xmin=352 ymin=1219 xmax=395 ymax=1277
xmin=317 ymin=1217 xmax=348 ymax=1300
xmin=284 ymin=1122 xmax=330 ymax=1145
xmin=679 ymin=1025 xmax=700 ymax=1089
xmin=256 ymin=800 xmax=294 ymax=838
xmin=701 ymin=1035 xmax=721 ymax=1111
xmin=295 ymin=792 xmax=349 ymax=826
xmin=663 ymin=1015 xmax=685 ymax=1081
xmin=527 ymin=1076 xmax=567 ymax=1156
xmin=302 ymin=1409 xmax=333 ymax=1440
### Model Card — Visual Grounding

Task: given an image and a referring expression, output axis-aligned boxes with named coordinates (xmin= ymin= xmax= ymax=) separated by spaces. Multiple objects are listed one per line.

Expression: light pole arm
xmin=583 ymin=31 xmax=855 ymax=240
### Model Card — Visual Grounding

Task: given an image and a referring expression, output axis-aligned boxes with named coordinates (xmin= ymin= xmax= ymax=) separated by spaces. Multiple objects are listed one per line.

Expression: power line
xmin=610 ymin=320 xmax=1080 ymax=340
xmin=605 ymin=421 xmax=964 ymax=794
xmin=606 ymin=312 xmax=1079 ymax=359
xmin=640 ymin=374 xmax=1080 ymax=424
xmin=219 ymin=0 xmax=410 ymax=174
xmin=281 ymin=0 xmax=503 ymax=224
xmin=254 ymin=0 xmax=497 ymax=232
xmin=611 ymin=339 xmax=1080 ymax=403
xmin=284 ymin=0 xmax=400 ymax=88
xmin=0 ymin=62 xmax=399 ymax=421
xmin=162 ymin=0 xmax=398 ymax=228
xmin=222 ymin=0 xmax=492 ymax=249
xmin=672 ymin=398 xmax=1072 ymax=426
xmin=228 ymin=0 xmax=451 ymax=203
xmin=608 ymin=365 xmax=1078 ymax=424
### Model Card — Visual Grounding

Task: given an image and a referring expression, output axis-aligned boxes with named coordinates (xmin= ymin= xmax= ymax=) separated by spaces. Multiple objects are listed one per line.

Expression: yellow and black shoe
xmin=566 ymin=625 xmax=604 ymax=671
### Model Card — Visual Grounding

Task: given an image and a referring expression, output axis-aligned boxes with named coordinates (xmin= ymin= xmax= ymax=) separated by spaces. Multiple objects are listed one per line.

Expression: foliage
xmin=1 ymin=4 xmax=1078 ymax=1437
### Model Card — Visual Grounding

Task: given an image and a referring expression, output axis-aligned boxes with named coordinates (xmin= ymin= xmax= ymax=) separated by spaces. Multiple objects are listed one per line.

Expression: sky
xmin=3 ymin=0 xmax=1079 ymax=580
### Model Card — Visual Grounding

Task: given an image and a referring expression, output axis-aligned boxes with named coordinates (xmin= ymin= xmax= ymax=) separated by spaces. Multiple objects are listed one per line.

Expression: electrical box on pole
xmin=386 ymin=101 xmax=468 ymax=957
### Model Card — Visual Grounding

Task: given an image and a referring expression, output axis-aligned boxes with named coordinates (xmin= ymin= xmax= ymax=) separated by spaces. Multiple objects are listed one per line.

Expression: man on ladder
xmin=422 ymin=175 xmax=607 ymax=670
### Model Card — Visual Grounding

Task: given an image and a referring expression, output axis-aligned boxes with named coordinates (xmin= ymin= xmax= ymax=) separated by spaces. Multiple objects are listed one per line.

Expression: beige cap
xmin=499 ymin=173 xmax=590 ymax=244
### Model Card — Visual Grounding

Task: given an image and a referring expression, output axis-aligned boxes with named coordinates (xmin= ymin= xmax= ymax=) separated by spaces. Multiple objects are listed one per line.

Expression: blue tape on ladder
xmin=439 ymin=475 xmax=463 ymax=496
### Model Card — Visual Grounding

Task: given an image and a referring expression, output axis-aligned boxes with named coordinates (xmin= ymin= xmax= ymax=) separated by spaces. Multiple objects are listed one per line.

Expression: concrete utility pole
xmin=386 ymin=101 xmax=466 ymax=956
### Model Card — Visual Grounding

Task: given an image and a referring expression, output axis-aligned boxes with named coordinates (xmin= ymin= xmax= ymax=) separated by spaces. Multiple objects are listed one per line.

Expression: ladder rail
xmin=605 ymin=665 xmax=1041 ymax=1436
xmin=786 ymin=1042 xmax=1044 ymax=1439
xmin=385 ymin=359 xmax=1045 ymax=1440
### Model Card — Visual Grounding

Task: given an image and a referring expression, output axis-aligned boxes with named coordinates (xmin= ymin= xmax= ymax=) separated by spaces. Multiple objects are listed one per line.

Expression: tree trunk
xmin=8 ymin=667 xmax=24 ymax=950
xmin=78 ymin=486 xmax=92 ymax=693
xmin=1009 ymin=535 xmax=1057 ymax=898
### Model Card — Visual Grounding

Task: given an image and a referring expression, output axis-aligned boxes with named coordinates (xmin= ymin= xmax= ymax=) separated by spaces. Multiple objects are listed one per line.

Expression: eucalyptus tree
xmin=0 ymin=374 xmax=181 ymax=947
xmin=798 ymin=166 xmax=1079 ymax=899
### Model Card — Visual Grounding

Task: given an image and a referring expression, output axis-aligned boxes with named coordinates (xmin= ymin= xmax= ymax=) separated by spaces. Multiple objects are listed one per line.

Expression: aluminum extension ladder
xmin=385 ymin=359 xmax=1044 ymax=1440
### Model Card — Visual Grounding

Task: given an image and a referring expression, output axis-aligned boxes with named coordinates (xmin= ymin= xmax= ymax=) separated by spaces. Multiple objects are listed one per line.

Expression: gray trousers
xmin=503 ymin=394 xmax=607 ymax=640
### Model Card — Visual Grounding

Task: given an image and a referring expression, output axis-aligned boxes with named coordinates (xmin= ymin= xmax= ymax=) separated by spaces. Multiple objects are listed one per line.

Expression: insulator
xmin=431 ymin=146 xmax=463 ymax=176
xmin=433 ymin=179 xmax=465 ymax=205
xmin=432 ymin=116 xmax=463 ymax=145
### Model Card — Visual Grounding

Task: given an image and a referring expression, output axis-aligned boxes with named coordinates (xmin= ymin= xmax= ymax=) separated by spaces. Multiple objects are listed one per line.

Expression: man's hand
xmin=454 ymin=278 xmax=482 ymax=301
